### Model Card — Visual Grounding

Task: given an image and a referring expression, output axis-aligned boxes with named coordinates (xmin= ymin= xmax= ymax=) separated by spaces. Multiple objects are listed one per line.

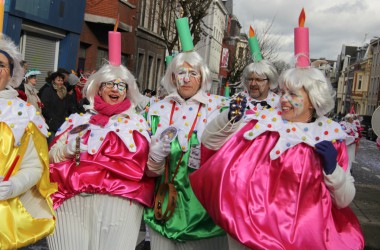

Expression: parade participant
xmin=23 ymin=69 xmax=44 ymax=112
xmin=0 ymin=36 xmax=56 ymax=249
xmin=340 ymin=113 xmax=360 ymax=169
xmin=46 ymin=27 xmax=155 ymax=249
xmin=352 ymin=114 xmax=363 ymax=156
xmin=239 ymin=26 xmax=280 ymax=110
xmin=190 ymin=10 xmax=364 ymax=250
xmin=143 ymin=17 xmax=229 ymax=250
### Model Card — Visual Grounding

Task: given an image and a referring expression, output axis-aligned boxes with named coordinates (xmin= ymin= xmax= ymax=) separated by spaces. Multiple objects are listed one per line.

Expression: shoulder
xmin=0 ymin=97 xmax=48 ymax=144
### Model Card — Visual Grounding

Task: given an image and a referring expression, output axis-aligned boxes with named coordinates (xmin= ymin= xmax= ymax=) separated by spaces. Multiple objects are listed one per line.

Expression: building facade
xmin=336 ymin=45 xmax=358 ymax=114
xmin=4 ymin=0 xmax=86 ymax=88
xmin=368 ymin=38 xmax=380 ymax=114
xmin=79 ymin=0 xmax=138 ymax=75
xmin=135 ymin=0 xmax=169 ymax=92
xmin=350 ymin=44 xmax=371 ymax=115
xmin=196 ymin=0 xmax=228 ymax=94
xmin=219 ymin=15 xmax=248 ymax=96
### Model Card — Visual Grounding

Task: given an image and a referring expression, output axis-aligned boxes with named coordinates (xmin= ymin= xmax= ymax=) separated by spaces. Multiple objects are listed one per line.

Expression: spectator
xmin=143 ymin=88 xmax=152 ymax=97
xmin=23 ymin=69 xmax=44 ymax=112
xmin=39 ymin=71 xmax=69 ymax=144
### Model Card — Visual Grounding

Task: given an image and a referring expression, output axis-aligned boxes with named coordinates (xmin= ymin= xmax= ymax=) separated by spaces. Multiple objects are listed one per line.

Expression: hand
xmin=66 ymin=137 xmax=88 ymax=157
xmin=228 ymin=93 xmax=247 ymax=123
xmin=0 ymin=180 xmax=14 ymax=200
xmin=315 ymin=140 xmax=338 ymax=175
xmin=149 ymin=134 xmax=171 ymax=164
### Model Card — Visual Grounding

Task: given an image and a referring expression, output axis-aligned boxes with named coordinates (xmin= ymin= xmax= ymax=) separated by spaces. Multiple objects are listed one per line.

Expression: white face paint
xmin=175 ymin=67 xmax=201 ymax=86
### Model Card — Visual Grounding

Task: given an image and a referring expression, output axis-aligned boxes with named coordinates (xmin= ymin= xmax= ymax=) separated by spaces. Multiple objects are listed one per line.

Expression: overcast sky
xmin=233 ymin=0 xmax=380 ymax=64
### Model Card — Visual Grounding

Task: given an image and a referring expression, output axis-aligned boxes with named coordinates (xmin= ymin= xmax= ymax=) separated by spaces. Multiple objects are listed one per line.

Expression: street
xmin=353 ymin=138 xmax=380 ymax=186
xmin=19 ymin=139 xmax=380 ymax=250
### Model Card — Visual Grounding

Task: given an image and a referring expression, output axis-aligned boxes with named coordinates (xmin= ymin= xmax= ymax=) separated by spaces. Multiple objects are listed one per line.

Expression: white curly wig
xmin=278 ymin=67 xmax=335 ymax=117
xmin=162 ymin=51 xmax=211 ymax=94
xmin=242 ymin=60 xmax=279 ymax=90
xmin=0 ymin=35 xmax=24 ymax=88
xmin=85 ymin=64 xmax=142 ymax=108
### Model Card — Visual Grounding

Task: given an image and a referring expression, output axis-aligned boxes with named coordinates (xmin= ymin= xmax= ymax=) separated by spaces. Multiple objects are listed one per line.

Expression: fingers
xmin=314 ymin=148 xmax=325 ymax=156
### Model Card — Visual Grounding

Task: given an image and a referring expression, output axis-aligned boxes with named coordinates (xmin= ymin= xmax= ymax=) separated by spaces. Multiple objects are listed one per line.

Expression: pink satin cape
xmin=50 ymin=130 xmax=154 ymax=209
xmin=190 ymin=120 xmax=364 ymax=250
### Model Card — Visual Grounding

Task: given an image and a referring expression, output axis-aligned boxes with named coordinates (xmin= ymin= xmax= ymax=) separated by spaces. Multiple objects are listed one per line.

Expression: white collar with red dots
xmin=243 ymin=107 xmax=354 ymax=160
xmin=148 ymin=92 xmax=229 ymax=152
xmin=56 ymin=112 xmax=150 ymax=154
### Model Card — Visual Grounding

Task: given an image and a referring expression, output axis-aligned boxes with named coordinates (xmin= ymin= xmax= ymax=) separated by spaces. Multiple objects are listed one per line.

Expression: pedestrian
xmin=0 ymin=35 xmax=56 ymax=249
xmin=39 ymin=71 xmax=70 ymax=144
xmin=340 ymin=113 xmax=360 ymax=169
xmin=352 ymin=114 xmax=363 ymax=156
xmin=143 ymin=88 xmax=152 ymax=97
xmin=190 ymin=16 xmax=364 ymax=249
xmin=47 ymin=62 xmax=155 ymax=250
xmin=143 ymin=17 xmax=229 ymax=250
xmin=66 ymin=72 xmax=81 ymax=114
xmin=23 ymin=69 xmax=44 ymax=112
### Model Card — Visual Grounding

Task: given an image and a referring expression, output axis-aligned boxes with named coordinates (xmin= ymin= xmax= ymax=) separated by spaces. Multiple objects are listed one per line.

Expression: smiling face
xmin=98 ymin=79 xmax=127 ymax=105
xmin=53 ymin=76 xmax=64 ymax=87
xmin=0 ymin=53 xmax=11 ymax=91
xmin=174 ymin=62 xmax=201 ymax=99
xmin=246 ymin=72 xmax=270 ymax=100
xmin=280 ymin=86 xmax=314 ymax=123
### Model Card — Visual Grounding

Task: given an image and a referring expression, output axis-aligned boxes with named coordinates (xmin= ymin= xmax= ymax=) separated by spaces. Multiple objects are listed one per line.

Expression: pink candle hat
xmin=294 ymin=8 xmax=310 ymax=68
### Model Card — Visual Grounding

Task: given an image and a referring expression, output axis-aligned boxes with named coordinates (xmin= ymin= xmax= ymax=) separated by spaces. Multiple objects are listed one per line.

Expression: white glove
xmin=65 ymin=137 xmax=88 ymax=158
xmin=149 ymin=134 xmax=171 ymax=164
xmin=0 ymin=178 xmax=14 ymax=200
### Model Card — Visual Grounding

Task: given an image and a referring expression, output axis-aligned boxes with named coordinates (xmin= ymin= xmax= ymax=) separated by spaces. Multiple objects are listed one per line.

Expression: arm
xmin=0 ymin=136 xmax=43 ymax=199
xmin=145 ymin=135 xmax=170 ymax=177
xmin=202 ymin=109 xmax=244 ymax=150
xmin=315 ymin=140 xmax=355 ymax=208
xmin=49 ymin=131 xmax=75 ymax=163
xmin=324 ymin=164 xmax=355 ymax=208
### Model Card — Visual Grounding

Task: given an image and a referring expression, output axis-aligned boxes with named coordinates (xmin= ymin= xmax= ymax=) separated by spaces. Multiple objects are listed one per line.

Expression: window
xmin=121 ymin=54 xmax=129 ymax=67
xmin=147 ymin=55 xmax=154 ymax=89
xmin=136 ymin=52 xmax=145 ymax=88
xmin=15 ymin=0 xmax=50 ymax=19
xmin=77 ymin=44 xmax=87 ymax=72
xmin=357 ymin=75 xmax=362 ymax=90
xmin=96 ymin=48 xmax=108 ymax=69
xmin=156 ymin=57 xmax=162 ymax=89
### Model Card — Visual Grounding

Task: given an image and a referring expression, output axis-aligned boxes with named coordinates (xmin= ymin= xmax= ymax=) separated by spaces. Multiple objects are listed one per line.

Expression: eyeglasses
xmin=101 ymin=81 xmax=127 ymax=91
xmin=246 ymin=78 xmax=268 ymax=84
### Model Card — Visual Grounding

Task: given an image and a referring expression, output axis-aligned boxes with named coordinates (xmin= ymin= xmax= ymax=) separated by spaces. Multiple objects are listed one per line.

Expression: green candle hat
xmin=248 ymin=26 xmax=263 ymax=62
xmin=175 ymin=17 xmax=194 ymax=52
xmin=224 ymin=82 xmax=230 ymax=98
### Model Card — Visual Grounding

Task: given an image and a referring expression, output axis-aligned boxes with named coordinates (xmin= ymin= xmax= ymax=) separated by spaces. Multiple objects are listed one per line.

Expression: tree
xmin=226 ymin=16 xmax=284 ymax=85
xmin=159 ymin=0 xmax=214 ymax=55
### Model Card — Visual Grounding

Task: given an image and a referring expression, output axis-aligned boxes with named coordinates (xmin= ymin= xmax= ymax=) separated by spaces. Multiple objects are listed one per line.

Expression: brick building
xmin=79 ymin=0 xmax=138 ymax=74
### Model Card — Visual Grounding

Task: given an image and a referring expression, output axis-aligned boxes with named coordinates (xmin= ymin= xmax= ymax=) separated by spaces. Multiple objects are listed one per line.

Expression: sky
xmin=233 ymin=0 xmax=380 ymax=64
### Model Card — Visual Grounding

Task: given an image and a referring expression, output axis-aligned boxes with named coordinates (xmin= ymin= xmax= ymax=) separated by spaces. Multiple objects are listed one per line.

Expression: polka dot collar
xmin=243 ymin=108 xmax=354 ymax=159
xmin=0 ymin=97 xmax=48 ymax=146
